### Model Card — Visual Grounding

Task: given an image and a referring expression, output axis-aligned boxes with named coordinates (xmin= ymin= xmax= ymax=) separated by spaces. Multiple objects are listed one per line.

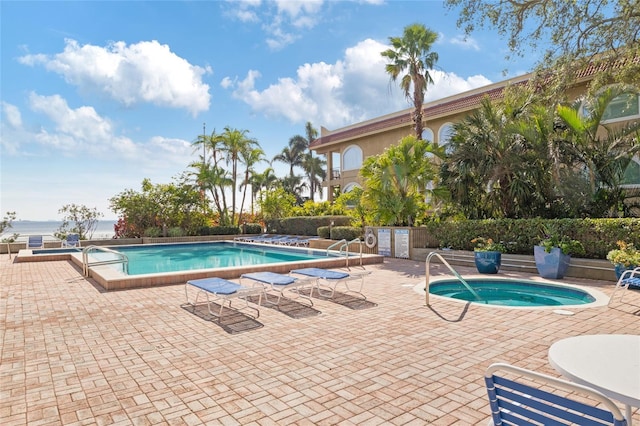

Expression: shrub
xmin=330 ymin=226 xmax=362 ymax=241
xmin=144 ymin=227 xmax=162 ymax=237
xmin=167 ymin=227 xmax=184 ymax=237
xmin=243 ymin=223 xmax=263 ymax=234
xmin=317 ymin=226 xmax=330 ymax=239
xmin=268 ymin=215 xmax=352 ymax=235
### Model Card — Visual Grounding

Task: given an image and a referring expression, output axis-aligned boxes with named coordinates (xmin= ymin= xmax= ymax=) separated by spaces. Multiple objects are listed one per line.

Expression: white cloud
xmin=226 ymin=0 xmax=328 ymax=50
xmin=449 ymin=34 xmax=481 ymax=51
xmin=1 ymin=101 xmax=22 ymax=128
xmin=223 ymin=38 xmax=493 ymax=129
xmin=19 ymin=39 xmax=212 ymax=116
xmin=6 ymin=93 xmax=194 ymax=169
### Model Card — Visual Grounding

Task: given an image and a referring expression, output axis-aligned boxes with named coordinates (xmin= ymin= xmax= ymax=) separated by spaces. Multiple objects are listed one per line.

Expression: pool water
xmin=429 ymin=278 xmax=596 ymax=307
xmin=95 ymin=242 xmax=335 ymax=276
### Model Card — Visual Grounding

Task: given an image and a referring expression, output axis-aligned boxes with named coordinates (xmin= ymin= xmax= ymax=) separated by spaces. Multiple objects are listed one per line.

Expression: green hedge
xmin=267 ymin=215 xmax=352 ymax=235
xmin=242 ymin=223 xmax=263 ymax=234
xmin=423 ymin=218 xmax=640 ymax=258
xmin=198 ymin=225 xmax=241 ymax=235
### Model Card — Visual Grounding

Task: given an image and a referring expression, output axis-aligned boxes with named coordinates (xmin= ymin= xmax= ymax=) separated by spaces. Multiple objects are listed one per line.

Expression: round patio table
xmin=549 ymin=334 xmax=640 ymax=425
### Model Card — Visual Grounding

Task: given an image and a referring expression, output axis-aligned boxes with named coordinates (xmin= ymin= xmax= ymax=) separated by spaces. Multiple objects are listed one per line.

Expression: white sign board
xmin=394 ymin=229 xmax=410 ymax=258
xmin=377 ymin=228 xmax=391 ymax=256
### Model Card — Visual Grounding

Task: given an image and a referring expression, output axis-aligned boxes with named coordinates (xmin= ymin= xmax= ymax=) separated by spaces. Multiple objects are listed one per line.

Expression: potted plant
xmin=534 ymin=228 xmax=585 ymax=279
xmin=471 ymin=237 xmax=506 ymax=274
xmin=606 ymin=241 xmax=640 ymax=279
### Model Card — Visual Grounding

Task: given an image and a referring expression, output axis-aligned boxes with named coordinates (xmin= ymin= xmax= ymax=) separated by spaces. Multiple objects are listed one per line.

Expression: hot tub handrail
xmin=425 ymin=251 xmax=485 ymax=306
xmin=82 ymin=245 xmax=129 ymax=276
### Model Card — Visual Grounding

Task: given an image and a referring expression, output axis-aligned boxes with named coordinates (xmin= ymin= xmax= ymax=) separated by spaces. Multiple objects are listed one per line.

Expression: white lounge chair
xmin=185 ymin=277 xmax=263 ymax=318
xmin=290 ymin=267 xmax=371 ymax=299
xmin=240 ymin=271 xmax=315 ymax=306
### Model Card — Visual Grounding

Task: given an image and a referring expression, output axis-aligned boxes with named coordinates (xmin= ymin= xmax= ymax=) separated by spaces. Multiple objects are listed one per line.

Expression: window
xmin=422 ymin=128 xmax=434 ymax=142
xmin=343 ymin=145 xmax=363 ymax=171
xmin=580 ymin=88 xmax=640 ymax=124
xmin=621 ymin=157 xmax=640 ymax=187
xmin=438 ymin=123 xmax=455 ymax=153
xmin=342 ymin=182 xmax=362 ymax=193
xmin=602 ymin=92 xmax=639 ymax=123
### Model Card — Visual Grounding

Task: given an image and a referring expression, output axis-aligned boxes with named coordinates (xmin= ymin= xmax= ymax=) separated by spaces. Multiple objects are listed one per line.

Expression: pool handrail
xmin=326 ymin=239 xmax=347 ymax=255
xmin=425 ymin=251 xmax=485 ymax=306
xmin=344 ymin=238 xmax=363 ymax=268
xmin=82 ymin=245 xmax=129 ymax=276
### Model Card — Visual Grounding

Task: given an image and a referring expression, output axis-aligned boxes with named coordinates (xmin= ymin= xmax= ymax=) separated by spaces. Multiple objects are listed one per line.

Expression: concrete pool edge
xmin=414 ymin=277 xmax=610 ymax=309
xmin=16 ymin=242 xmax=384 ymax=290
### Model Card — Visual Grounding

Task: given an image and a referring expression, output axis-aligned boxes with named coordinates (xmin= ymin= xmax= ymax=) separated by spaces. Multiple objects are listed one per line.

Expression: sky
xmin=1 ymin=0 xmax=538 ymax=221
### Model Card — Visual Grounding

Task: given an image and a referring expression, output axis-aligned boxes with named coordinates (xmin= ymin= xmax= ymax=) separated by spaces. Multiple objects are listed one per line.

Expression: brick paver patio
xmin=1 ymin=255 xmax=639 ymax=425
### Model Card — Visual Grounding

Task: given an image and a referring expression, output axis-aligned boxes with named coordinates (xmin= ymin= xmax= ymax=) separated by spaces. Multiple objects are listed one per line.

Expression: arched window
xmin=422 ymin=128 xmax=434 ymax=142
xmin=342 ymin=182 xmax=362 ymax=193
xmin=438 ymin=123 xmax=455 ymax=152
xmin=343 ymin=145 xmax=363 ymax=171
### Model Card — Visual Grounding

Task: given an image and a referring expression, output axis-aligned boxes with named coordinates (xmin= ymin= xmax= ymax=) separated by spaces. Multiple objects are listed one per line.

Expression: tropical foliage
xmin=360 ymin=135 xmax=442 ymax=226
xmin=109 ymin=177 xmax=208 ymax=238
xmin=439 ymin=85 xmax=640 ymax=219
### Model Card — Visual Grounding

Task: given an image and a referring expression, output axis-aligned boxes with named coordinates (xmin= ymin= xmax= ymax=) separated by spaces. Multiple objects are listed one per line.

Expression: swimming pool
xmin=427 ymin=278 xmax=604 ymax=307
xmin=94 ymin=242 xmax=339 ymax=275
xmin=55 ymin=240 xmax=383 ymax=290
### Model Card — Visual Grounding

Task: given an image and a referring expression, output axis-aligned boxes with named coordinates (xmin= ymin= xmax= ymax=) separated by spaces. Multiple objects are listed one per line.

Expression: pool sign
xmin=377 ymin=228 xmax=391 ymax=256
xmin=394 ymin=229 xmax=410 ymax=258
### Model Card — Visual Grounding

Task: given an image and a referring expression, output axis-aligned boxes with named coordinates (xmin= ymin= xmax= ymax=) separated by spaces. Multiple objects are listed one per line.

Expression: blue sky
xmin=1 ymin=0 xmax=537 ymax=221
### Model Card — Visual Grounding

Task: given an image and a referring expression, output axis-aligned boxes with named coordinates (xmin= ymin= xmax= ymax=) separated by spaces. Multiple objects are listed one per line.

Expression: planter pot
xmin=614 ymin=263 xmax=637 ymax=280
xmin=474 ymin=251 xmax=502 ymax=274
xmin=534 ymin=246 xmax=571 ymax=279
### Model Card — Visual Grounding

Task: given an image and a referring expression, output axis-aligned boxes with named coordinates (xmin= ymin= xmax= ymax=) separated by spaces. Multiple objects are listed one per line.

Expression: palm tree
xmin=381 ymin=23 xmax=439 ymax=140
xmin=301 ymin=122 xmax=320 ymax=200
xmin=441 ymin=97 xmax=549 ymax=219
xmin=273 ymin=136 xmax=306 ymax=178
xmin=248 ymin=166 xmax=278 ymax=214
xmin=219 ymin=127 xmax=257 ymax=225
xmin=360 ymin=135 xmax=440 ymax=226
xmin=303 ymin=154 xmax=326 ymax=200
xmin=238 ymin=146 xmax=265 ymax=224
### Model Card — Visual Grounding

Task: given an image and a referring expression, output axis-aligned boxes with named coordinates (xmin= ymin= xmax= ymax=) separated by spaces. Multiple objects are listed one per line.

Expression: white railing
xmin=425 ymin=251 xmax=484 ymax=306
xmin=82 ymin=245 xmax=129 ymax=277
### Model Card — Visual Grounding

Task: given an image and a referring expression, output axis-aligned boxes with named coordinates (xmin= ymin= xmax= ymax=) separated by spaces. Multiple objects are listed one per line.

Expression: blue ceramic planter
xmin=474 ymin=251 xmax=502 ymax=274
xmin=614 ymin=263 xmax=637 ymax=280
xmin=534 ymin=246 xmax=571 ymax=279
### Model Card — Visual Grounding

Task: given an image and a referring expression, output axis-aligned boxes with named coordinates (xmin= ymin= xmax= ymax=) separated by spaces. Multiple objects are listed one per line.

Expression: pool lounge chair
xmin=485 ymin=363 xmax=627 ymax=426
xmin=185 ymin=277 xmax=263 ymax=318
xmin=26 ymin=235 xmax=44 ymax=249
xmin=290 ymin=267 xmax=371 ymax=299
xmin=240 ymin=271 xmax=315 ymax=307
xmin=61 ymin=233 xmax=81 ymax=248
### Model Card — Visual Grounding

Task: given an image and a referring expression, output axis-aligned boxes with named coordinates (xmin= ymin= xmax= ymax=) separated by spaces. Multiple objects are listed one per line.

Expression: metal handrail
xmin=326 ymin=239 xmax=347 ymax=255
xmin=425 ymin=251 xmax=484 ymax=306
xmin=343 ymin=238 xmax=363 ymax=268
xmin=82 ymin=245 xmax=129 ymax=277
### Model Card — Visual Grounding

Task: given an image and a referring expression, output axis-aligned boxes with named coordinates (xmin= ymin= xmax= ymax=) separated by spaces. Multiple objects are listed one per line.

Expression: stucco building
xmin=311 ymin=71 xmax=640 ymax=202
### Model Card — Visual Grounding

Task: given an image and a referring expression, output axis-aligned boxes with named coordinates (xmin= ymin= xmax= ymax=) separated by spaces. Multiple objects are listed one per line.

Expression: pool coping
xmin=414 ymin=276 xmax=610 ymax=309
xmin=16 ymin=240 xmax=384 ymax=291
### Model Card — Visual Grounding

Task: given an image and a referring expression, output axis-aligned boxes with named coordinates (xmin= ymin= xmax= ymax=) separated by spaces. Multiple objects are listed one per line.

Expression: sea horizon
xmin=2 ymin=219 xmax=117 ymax=240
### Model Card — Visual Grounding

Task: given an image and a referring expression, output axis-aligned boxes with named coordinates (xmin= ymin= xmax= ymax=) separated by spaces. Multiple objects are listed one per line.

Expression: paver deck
xmin=1 ymin=255 xmax=639 ymax=425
